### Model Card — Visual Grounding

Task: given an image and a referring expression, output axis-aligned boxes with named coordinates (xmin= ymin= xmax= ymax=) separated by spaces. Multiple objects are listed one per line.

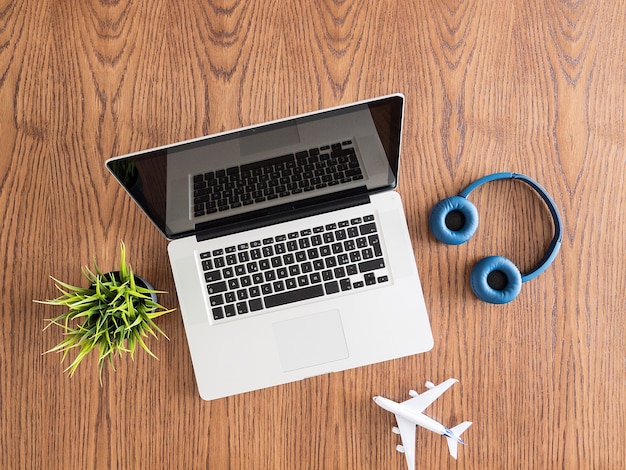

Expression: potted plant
xmin=36 ymin=241 xmax=173 ymax=380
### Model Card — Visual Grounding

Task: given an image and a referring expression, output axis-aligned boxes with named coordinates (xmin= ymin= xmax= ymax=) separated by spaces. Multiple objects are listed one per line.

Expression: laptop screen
xmin=106 ymin=95 xmax=404 ymax=240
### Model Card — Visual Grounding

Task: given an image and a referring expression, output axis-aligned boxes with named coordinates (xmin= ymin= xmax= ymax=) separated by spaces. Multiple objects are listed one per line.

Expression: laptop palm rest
xmin=272 ymin=310 xmax=349 ymax=372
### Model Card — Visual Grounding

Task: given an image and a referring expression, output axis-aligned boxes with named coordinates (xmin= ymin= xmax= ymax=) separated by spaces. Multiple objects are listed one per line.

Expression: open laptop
xmin=106 ymin=94 xmax=433 ymax=400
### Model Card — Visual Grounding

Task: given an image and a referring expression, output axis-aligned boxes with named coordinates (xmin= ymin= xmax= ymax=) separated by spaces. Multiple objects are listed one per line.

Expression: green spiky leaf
xmin=36 ymin=241 xmax=174 ymax=381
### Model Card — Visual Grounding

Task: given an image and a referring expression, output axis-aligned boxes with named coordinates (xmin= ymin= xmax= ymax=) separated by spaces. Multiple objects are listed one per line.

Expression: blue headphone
xmin=429 ymin=172 xmax=563 ymax=304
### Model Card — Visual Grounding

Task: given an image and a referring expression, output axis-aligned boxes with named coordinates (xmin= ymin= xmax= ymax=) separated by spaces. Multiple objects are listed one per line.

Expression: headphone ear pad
xmin=470 ymin=256 xmax=522 ymax=304
xmin=429 ymin=196 xmax=479 ymax=245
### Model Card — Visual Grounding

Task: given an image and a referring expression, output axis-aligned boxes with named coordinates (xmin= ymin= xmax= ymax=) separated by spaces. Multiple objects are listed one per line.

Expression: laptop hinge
xmin=195 ymin=192 xmax=371 ymax=242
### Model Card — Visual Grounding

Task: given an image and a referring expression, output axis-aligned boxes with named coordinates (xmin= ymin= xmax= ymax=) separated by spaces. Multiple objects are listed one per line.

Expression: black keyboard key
xmin=264 ymin=285 xmax=325 ymax=308
xmin=347 ymin=227 xmax=359 ymax=238
xmin=249 ymin=286 xmax=261 ymax=297
xmin=295 ymin=150 xmax=309 ymax=160
xmin=209 ymin=294 xmax=224 ymax=306
xmin=207 ymin=281 xmax=227 ymax=295
xmin=249 ymin=298 xmax=263 ymax=311
xmin=358 ymin=258 xmax=386 ymax=273
xmin=359 ymin=222 xmax=378 ymax=235
xmin=225 ymin=304 xmax=237 ymax=317
xmin=205 ymin=270 xmax=222 ymax=283
xmin=212 ymin=307 xmax=224 ymax=320
xmin=324 ymin=281 xmax=340 ymax=295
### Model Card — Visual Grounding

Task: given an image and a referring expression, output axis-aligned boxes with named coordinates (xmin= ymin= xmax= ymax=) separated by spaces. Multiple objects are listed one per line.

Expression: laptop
xmin=106 ymin=94 xmax=433 ymax=400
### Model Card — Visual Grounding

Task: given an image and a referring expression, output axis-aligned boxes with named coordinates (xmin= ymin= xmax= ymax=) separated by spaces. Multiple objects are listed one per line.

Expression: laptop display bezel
xmin=105 ymin=94 xmax=404 ymax=241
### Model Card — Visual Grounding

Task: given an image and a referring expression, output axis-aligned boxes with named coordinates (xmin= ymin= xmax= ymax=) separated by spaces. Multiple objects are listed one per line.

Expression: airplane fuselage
xmin=373 ymin=396 xmax=448 ymax=436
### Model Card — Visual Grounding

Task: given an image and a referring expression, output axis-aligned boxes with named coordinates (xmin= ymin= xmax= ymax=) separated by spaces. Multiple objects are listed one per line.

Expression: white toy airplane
xmin=373 ymin=378 xmax=472 ymax=470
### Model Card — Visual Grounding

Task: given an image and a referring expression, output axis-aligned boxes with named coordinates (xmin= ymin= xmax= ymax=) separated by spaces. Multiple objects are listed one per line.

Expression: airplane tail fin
xmin=444 ymin=422 xmax=472 ymax=460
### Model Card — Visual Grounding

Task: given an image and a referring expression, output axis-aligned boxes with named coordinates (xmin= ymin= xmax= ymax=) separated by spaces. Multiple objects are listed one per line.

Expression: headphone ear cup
xmin=470 ymin=256 xmax=522 ymax=304
xmin=429 ymin=196 xmax=479 ymax=245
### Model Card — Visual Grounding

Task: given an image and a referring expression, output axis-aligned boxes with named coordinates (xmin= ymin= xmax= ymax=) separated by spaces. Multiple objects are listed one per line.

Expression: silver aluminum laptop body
xmin=106 ymin=94 xmax=433 ymax=400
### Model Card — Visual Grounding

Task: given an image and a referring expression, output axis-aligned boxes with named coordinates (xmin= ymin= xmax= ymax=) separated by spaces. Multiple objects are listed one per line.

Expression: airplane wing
xmin=401 ymin=378 xmax=459 ymax=413
xmin=394 ymin=414 xmax=417 ymax=470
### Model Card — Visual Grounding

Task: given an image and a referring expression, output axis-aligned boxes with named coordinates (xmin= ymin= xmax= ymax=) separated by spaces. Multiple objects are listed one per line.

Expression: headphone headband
xmin=459 ymin=172 xmax=562 ymax=282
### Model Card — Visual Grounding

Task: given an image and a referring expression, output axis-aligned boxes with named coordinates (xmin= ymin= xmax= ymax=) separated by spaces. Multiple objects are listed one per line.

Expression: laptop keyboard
xmin=192 ymin=140 xmax=363 ymax=218
xmin=200 ymin=214 xmax=390 ymax=321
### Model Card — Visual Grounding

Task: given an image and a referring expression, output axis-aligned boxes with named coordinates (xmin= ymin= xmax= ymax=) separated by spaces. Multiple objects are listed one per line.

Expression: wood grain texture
xmin=1 ymin=0 xmax=624 ymax=468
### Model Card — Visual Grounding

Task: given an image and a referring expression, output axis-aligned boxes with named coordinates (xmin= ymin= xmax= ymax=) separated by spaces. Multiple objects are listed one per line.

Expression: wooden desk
xmin=2 ymin=1 xmax=624 ymax=468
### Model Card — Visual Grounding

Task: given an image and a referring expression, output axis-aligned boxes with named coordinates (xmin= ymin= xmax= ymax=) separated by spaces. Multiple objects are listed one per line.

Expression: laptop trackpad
xmin=273 ymin=310 xmax=349 ymax=372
